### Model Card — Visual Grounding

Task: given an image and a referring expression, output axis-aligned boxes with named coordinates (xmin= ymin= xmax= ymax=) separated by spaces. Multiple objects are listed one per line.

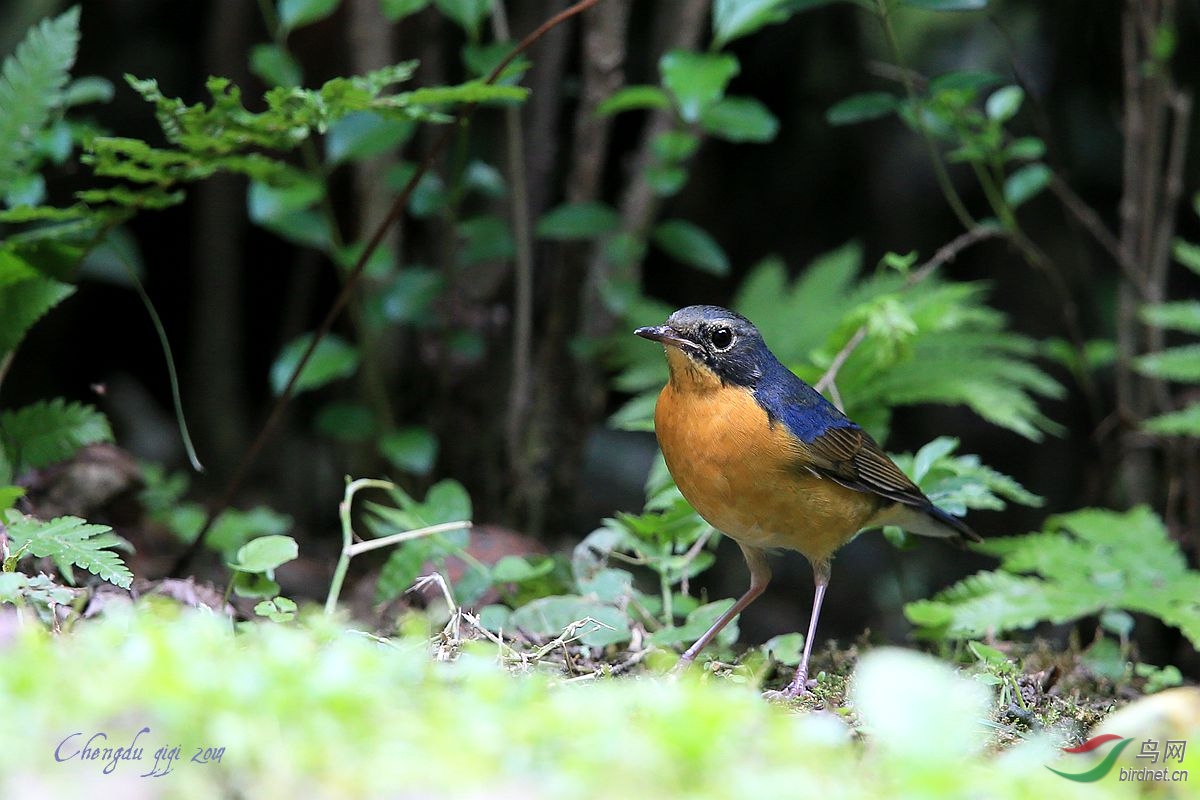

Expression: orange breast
xmin=654 ymin=363 xmax=883 ymax=564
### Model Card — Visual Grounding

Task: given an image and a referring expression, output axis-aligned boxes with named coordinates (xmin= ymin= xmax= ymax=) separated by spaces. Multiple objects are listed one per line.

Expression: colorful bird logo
xmin=1046 ymin=734 xmax=1134 ymax=782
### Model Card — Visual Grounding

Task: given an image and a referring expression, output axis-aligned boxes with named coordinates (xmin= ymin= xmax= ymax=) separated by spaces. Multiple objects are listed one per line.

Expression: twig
xmin=907 ymin=225 xmax=1003 ymax=284
xmin=1048 ymin=175 xmax=1144 ymax=294
xmin=324 ymin=475 xmax=471 ymax=613
xmin=814 ymin=327 xmax=866 ymax=409
xmin=170 ymin=0 xmax=607 ymax=576
xmin=815 ymin=226 xmax=1001 ymax=402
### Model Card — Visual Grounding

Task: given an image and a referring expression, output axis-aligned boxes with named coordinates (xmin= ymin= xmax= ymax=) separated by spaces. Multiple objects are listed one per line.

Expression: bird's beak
xmin=635 ymin=325 xmax=701 ymax=354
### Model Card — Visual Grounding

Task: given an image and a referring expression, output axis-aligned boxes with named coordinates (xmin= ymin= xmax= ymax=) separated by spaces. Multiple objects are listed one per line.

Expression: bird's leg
xmin=783 ymin=558 xmax=831 ymax=697
xmin=673 ymin=545 xmax=771 ymax=672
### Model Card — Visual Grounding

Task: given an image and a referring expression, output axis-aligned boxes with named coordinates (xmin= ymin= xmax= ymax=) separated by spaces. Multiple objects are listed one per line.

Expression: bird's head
xmin=635 ymin=305 xmax=769 ymax=389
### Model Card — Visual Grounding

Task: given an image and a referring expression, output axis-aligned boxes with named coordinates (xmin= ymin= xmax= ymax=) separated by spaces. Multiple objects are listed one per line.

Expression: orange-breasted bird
xmin=636 ymin=305 xmax=979 ymax=696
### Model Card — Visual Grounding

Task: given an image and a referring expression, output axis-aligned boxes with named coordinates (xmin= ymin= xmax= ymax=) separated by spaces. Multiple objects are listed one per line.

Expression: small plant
xmin=905 ymin=506 xmax=1200 ymax=649
xmin=1 ymin=508 xmax=133 ymax=627
xmin=226 ymin=534 xmax=300 ymax=622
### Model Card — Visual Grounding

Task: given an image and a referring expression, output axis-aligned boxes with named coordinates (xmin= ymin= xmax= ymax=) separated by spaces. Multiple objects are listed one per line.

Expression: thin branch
xmin=170 ymin=0 xmax=607 ymax=576
xmin=1048 ymin=174 xmax=1145 ymax=295
xmin=815 ymin=226 xmax=1002 ymax=404
xmin=907 ymin=224 xmax=1003 ymax=284
xmin=814 ymin=326 xmax=866 ymax=407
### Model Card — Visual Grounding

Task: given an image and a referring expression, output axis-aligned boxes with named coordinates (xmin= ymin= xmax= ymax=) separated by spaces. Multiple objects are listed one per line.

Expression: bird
xmin=635 ymin=305 xmax=980 ymax=697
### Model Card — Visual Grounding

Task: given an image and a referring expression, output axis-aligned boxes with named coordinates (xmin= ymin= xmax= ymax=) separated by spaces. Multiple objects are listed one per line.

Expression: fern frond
xmin=3 ymin=513 xmax=133 ymax=589
xmin=906 ymin=507 xmax=1200 ymax=649
xmin=0 ymin=270 xmax=76 ymax=354
xmin=0 ymin=398 xmax=112 ymax=473
xmin=891 ymin=437 xmax=1043 ymax=515
xmin=1135 ymin=343 xmax=1200 ymax=384
xmin=0 ymin=7 xmax=80 ymax=190
xmin=1143 ymin=403 xmax=1200 ymax=436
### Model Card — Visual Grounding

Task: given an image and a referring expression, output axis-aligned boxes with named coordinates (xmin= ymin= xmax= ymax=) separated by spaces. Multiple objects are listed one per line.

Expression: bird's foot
xmin=762 ymin=669 xmax=815 ymax=702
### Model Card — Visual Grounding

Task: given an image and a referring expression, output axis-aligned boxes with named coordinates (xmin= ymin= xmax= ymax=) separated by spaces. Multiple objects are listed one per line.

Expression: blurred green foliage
xmin=4 ymin=604 xmax=1184 ymax=798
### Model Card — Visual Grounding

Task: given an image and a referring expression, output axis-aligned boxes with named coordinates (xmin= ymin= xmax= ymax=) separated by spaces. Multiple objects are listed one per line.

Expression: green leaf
xmin=1143 ymin=403 xmax=1200 ymax=437
xmin=230 ymin=535 xmax=299 ymax=574
xmin=325 ymin=111 xmax=415 ymax=164
xmin=535 ymin=202 xmax=621 ymax=241
xmin=278 ymin=0 xmax=341 ymax=31
xmin=1173 ymin=238 xmax=1200 ymax=276
xmin=378 ymin=427 xmax=439 ymax=475
xmin=463 ymin=160 xmax=506 ymax=197
xmin=651 ymin=219 xmax=730 ymax=275
xmin=1004 ymin=136 xmax=1045 ymax=161
xmin=434 ymin=0 xmax=492 ymax=39
xmin=0 ymin=7 xmax=80 ymax=190
xmin=652 ymin=131 xmax=700 ymax=162
xmin=367 ymin=268 xmax=443 ymax=327
xmin=649 ymin=600 xmax=738 ymax=648
xmin=906 ymin=506 xmax=1200 ymax=650
xmin=1002 ymin=163 xmax=1050 ymax=208
xmin=206 ymin=506 xmax=294 ymax=558
xmin=63 ymin=76 xmax=114 ymax=107
xmin=249 ymin=44 xmax=302 ymax=89
xmin=1141 ymin=301 xmax=1200 ymax=334
xmin=826 ymin=92 xmax=898 ymax=126
xmin=646 ymin=165 xmax=689 ymax=197
xmin=659 ymin=50 xmax=740 ymax=124
xmin=0 ymin=271 xmax=76 ymax=353
xmin=247 ymin=176 xmax=325 ymax=224
xmin=928 ymin=70 xmax=1002 ymax=95
xmin=984 ymin=85 xmax=1023 ymax=122
xmin=269 ymin=332 xmax=361 ymax=395
xmin=232 ymin=571 xmax=281 ymax=599
xmin=0 ymin=399 xmax=112 ymax=473
xmin=1135 ymin=343 xmax=1200 ymax=383
xmin=375 ymin=537 xmax=431 ymax=602
xmin=457 ymin=215 xmax=514 ymax=264
xmin=255 ymin=596 xmax=298 ymax=622
xmin=901 ymin=0 xmax=987 ymax=10
xmin=712 ymin=0 xmax=794 ymax=48
xmin=314 ymin=402 xmax=376 ymax=442
xmin=4 ymin=515 xmax=132 ymax=589
xmin=380 ymin=0 xmax=431 ymax=20
xmin=490 ymin=555 xmax=555 ymax=584
xmin=700 ymin=96 xmax=779 ymax=143
xmin=596 ymin=85 xmax=670 ymax=116
xmin=0 ymin=486 xmax=25 ymax=510
xmin=461 ymin=42 xmax=530 ymax=84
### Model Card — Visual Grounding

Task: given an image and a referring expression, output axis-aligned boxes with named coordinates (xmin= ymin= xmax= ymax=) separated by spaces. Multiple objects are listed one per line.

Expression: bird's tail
xmin=885 ymin=503 xmax=982 ymax=545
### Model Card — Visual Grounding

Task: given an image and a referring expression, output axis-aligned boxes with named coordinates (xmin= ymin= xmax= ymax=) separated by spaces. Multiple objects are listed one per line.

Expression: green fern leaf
xmin=0 ymin=267 xmax=76 ymax=354
xmin=1135 ymin=343 xmax=1200 ymax=383
xmin=0 ymin=398 xmax=113 ymax=473
xmin=1143 ymin=403 xmax=1200 ymax=436
xmin=906 ymin=506 xmax=1200 ymax=649
xmin=4 ymin=514 xmax=132 ymax=589
xmin=0 ymin=7 xmax=81 ymax=191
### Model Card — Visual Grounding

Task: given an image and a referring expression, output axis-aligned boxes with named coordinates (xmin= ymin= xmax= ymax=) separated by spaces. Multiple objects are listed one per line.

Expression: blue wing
xmin=754 ymin=361 xmax=980 ymax=542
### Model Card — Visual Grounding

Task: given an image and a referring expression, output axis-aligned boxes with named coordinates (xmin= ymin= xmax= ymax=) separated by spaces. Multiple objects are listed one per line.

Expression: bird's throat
xmin=664 ymin=346 xmax=722 ymax=393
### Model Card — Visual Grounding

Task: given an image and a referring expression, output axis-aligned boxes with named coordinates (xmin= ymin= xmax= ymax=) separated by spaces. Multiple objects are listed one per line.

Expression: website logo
xmin=1048 ymin=734 xmax=1189 ymax=784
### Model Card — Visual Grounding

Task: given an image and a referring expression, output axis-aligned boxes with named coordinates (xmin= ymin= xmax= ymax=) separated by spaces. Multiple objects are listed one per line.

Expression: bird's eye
xmin=710 ymin=326 xmax=734 ymax=351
